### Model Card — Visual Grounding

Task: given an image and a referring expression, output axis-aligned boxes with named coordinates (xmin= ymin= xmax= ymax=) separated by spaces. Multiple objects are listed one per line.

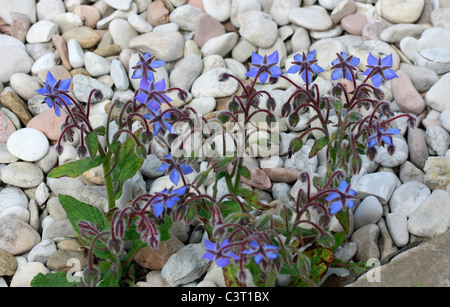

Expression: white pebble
xmin=6 ymin=128 xmax=49 ymax=162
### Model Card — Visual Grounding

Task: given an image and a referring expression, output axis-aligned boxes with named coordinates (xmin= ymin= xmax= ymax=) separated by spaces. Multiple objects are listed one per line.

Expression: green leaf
xmin=288 ymin=137 xmax=303 ymax=155
xmin=111 ymin=136 xmax=144 ymax=200
xmin=220 ymin=199 xmax=243 ymax=217
xmin=58 ymin=194 xmax=106 ymax=234
xmin=238 ymin=165 xmax=251 ymax=180
xmin=85 ymin=131 xmax=99 ymax=158
xmin=330 ymin=258 xmax=372 ymax=276
xmin=332 ymin=99 xmax=343 ymax=112
xmin=95 ymin=126 xmax=106 ymax=136
xmin=157 ymin=215 xmax=173 ymax=243
xmin=47 ymin=156 xmax=105 ymax=178
xmin=331 ymin=232 xmax=346 ymax=252
xmin=309 ymin=136 xmax=329 ymax=159
xmin=31 ymin=272 xmax=77 ymax=287
xmin=335 ymin=209 xmax=350 ymax=235
xmin=304 ymin=247 xmax=333 ymax=284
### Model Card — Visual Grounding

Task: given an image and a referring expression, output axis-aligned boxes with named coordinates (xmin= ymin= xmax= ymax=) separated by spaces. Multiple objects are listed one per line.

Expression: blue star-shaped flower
xmin=242 ymin=240 xmax=278 ymax=265
xmin=136 ymin=78 xmax=175 ymax=136
xmin=361 ymin=53 xmax=398 ymax=88
xmin=36 ymin=72 xmax=72 ymax=117
xmin=246 ymin=51 xmax=283 ymax=84
xmin=136 ymin=78 xmax=171 ymax=112
xmin=325 ymin=180 xmax=357 ymax=214
xmin=157 ymin=153 xmax=194 ymax=185
xmin=367 ymin=127 xmax=400 ymax=149
xmin=330 ymin=52 xmax=360 ymax=81
xmin=287 ymin=50 xmax=324 ymax=84
xmin=202 ymin=238 xmax=241 ymax=267
xmin=152 ymin=186 xmax=188 ymax=217
xmin=131 ymin=52 xmax=166 ymax=82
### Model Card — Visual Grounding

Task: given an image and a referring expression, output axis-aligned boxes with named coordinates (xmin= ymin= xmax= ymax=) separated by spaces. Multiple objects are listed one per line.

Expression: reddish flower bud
xmin=387 ymin=145 xmax=395 ymax=156
xmin=366 ymin=146 xmax=377 ymax=161
xmin=107 ymin=238 xmax=122 ymax=255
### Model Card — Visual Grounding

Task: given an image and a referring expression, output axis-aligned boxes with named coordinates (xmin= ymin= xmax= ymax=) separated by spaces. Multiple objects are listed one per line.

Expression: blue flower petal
xmin=216 ymin=257 xmax=230 ymax=267
xmin=132 ymin=69 xmax=143 ymax=80
xmin=59 ymin=79 xmax=71 ymax=91
xmin=139 ymin=77 xmax=151 ymax=91
xmin=36 ymin=87 xmax=47 ymax=96
xmin=154 ymin=79 xmax=166 ymax=92
xmin=270 ymin=65 xmax=283 ymax=77
xmin=338 ymin=180 xmax=349 ymax=192
xmin=202 ymin=252 xmax=215 ymax=261
xmin=384 ymin=68 xmax=398 ymax=80
xmin=180 ymin=164 xmax=193 ymax=175
xmin=287 ymin=65 xmax=300 ymax=74
xmin=54 ymin=105 xmax=61 ymax=117
xmin=367 ymin=137 xmax=377 ymax=148
xmin=169 ymin=169 xmax=180 ymax=185
xmin=325 ymin=191 xmax=338 ymax=202
xmin=371 ymin=74 xmax=383 ymax=88
xmin=381 ymin=135 xmax=393 ymax=146
xmin=385 ymin=128 xmax=400 ymax=135
xmin=367 ymin=53 xmax=378 ymax=66
xmin=347 ymin=199 xmax=355 ymax=209
xmin=251 ymin=52 xmax=264 ymax=65
xmin=153 ymin=202 xmax=164 ymax=217
xmin=253 ymin=254 xmax=263 ymax=265
xmin=203 ymin=239 xmax=216 ymax=250
xmin=307 ymin=50 xmax=316 ymax=62
xmin=245 ymin=66 xmax=259 ymax=78
xmin=311 ymin=64 xmax=324 ymax=75
xmin=259 ymin=72 xmax=269 ymax=84
xmin=349 ymin=56 xmax=360 ymax=67
xmin=46 ymin=72 xmax=57 ymax=87
xmin=331 ymin=69 xmax=343 ymax=80
xmin=157 ymin=162 xmax=170 ymax=172
xmin=152 ymin=59 xmax=166 ymax=68
xmin=329 ymin=202 xmax=343 ymax=214
xmin=267 ymin=51 xmax=279 ymax=65
xmin=381 ymin=54 xmax=393 ymax=67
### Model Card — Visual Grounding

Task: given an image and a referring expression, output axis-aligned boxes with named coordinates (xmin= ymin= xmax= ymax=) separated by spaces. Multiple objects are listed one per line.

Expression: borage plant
xmin=31 ymin=47 xmax=415 ymax=287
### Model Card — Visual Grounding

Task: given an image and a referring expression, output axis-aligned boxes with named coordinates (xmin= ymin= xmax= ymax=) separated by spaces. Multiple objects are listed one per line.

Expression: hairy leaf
xmin=47 ymin=156 xmax=105 ymax=178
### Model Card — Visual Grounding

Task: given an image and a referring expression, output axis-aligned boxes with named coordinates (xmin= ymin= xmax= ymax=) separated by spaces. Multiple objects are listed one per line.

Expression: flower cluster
xmin=32 ymin=45 xmax=416 ymax=288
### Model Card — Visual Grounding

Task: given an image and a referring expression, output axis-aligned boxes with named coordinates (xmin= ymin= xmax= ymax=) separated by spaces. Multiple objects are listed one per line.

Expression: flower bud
xmin=178 ymin=90 xmax=188 ymax=102
xmin=269 ymin=76 xmax=278 ymax=84
xmin=266 ymin=97 xmax=276 ymax=111
xmin=237 ymin=269 xmax=247 ymax=284
xmin=281 ymin=102 xmax=291 ymax=117
xmin=288 ymin=112 xmax=300 ymax=127
xmin=93 ymin=89 xmax=103 ymax=101
xmin=387 ymin=144 xmax=395 ymax=156
xmin=82 ymin=266 xmax=101 ymax=287
xmin=148 ymin=235 xmax=159 ymax=250
xmin=55 ymin=144 xmax=64 ymax=155
xmin=407 ymin=116 xmax=417 ymax=128
xmin=228 ymin=97 xmax=240 ymax=112
xmin=107 ymin=238 xmax=123 ymax=255
xmin=331 ymin=84 xmax=343 ymax=98
xmin=349 ymin=154 xmax=362 ymax=176
xmin=366 ymin=146 xmax=377 ymax=161
xmin=373 ymin=88 xmax=385 ymax=100
xmin=113 ymin=218 xmax=125 ymax=239
xmin=218 ymin=73 xmax=230 ymax=82
xmin=77 ymin=145 xmax=88 ymax=158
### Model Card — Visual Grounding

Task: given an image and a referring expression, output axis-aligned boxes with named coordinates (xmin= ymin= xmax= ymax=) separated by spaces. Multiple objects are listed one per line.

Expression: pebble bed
xmin=0 ymin=0 xmax=449 ymax=287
